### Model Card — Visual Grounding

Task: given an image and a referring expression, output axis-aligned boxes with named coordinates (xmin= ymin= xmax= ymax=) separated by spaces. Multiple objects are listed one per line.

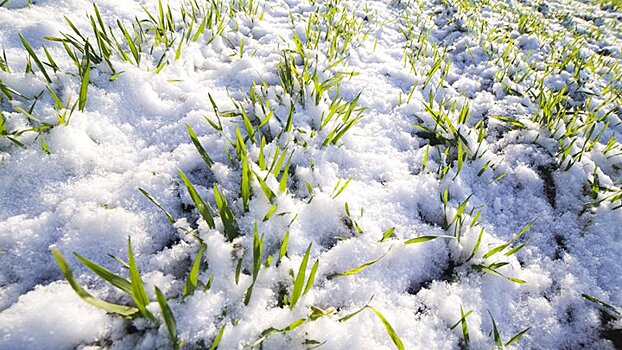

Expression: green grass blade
xmin=303 ymin=259 xmax=318 ymax=295
xmin=178 ymin=169 xmax=215 ymax=229
xmin=187 ymin=124 xmax=214 ymax=168
xmin=290 ymin=244 xmax=311 ymax=309
xmin=236 ymin=129 xmax=251 ymax=211
xmin=368 ymin=306 xmax=405 ymax=350
xmin=263 ymin=203 xmax=277 ymax=222
xmin=380 ymin=227 xmax=396 ymax=242
xmin=73 ymin=253 xmax=132 ymax=295
xmin=78 ymin=64 xmax=90 ymax=111
xmin=19 ymin=33 xmax=52 ymax=83
xmin=505 ymin=327 xmax=530 ymax=347
xmin=254 ymin=171 xmax=276 ymax=203
xmin=213 ymin=184 xmax=240 ymax=241
xmin=278 ymin=152 xmax=292 ymax=193
xmin=483 ymin=243 xmax=509 ymax=260
xmin=139 ymin=188 xmax=175 ymax=223
xmin=209 ymin=324 xmax=226 ymax=350
xmin=183 ymin=243 xmax=207 ymax=297
xmin=581 ymin=293 xmax=621 ymax=315
xmin=155 ymin=286 xmax=179 ymax=349
xmin=338 ymin=304 xmax=368 ymax=322
xmin=489 ymin=311 xmax=503 ymax=348
xmin=328 ymin=248 xmax=390 ymax=279
xmin=278 ymin=231 xmax=289 ymax=264
xmin=127 ymin=237 xmax=156 ymax=323
xmin=117 ymin=20 xmax=140 ymax=65
xmin=466 ymin=228 xmax=484 ymax=262
xmin=404 ymin=235 xmax=454 ymax=244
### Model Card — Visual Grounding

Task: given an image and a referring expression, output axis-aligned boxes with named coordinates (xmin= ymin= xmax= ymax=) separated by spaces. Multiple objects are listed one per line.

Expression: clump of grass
xmin=52 ymin=237 xmax=158 ymax=321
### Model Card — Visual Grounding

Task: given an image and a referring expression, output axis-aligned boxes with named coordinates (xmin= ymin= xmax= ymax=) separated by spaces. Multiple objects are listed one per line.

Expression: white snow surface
xmin=0 ymin=0 xmax=622 ymax=349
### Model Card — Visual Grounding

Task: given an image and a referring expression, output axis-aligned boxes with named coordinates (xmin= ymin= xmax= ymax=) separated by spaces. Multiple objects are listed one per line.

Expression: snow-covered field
xmin=1 ymin=0 xmax=622 ymax=348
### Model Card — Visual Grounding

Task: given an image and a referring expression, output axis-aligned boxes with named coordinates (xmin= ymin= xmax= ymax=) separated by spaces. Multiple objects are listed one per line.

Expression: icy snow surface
xmin=1 ymin=0 xmax=622 ymax=348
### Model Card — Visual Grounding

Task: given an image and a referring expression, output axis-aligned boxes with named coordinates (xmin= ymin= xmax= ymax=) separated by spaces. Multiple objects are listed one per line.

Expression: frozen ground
xmin=1 ymin=0 xmax=622 ymax=348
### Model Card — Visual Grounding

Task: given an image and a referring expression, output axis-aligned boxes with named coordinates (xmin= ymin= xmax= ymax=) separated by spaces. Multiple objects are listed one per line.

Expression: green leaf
xmin=380 ymin=227 xmax=396 ymax=242
xmin=263 ymin=203 xmax=277 ymax=222
xmin=244 ymin=225 xmax=263 ymax=305
xmin=213 ymin=184 xmax=240 ymax=241
xmin=139 ymin=188 xmax=175 ymax=223
xmin=236 ymin=128 xmax=251 ymax=211
xmin=193 ymin=15 xmax=208 ymax=42
xmin=79 ymin=64 xmax=90 ymax=111
xmin=178 ymin=169 xmax=215 ymax=229
xmin=473 ymin=264 xmax=526 ymax=284
xmin=450 ymin=306 xmax=472 ymax=345
xmin=184 ymin=243 xmax=207 ymax=297
xmin=466 ymin=228 xmax=484 ymax=262
xmin=368 ymin=306 xmax=405 ymax=350
xmin=208 ymin=324 xmax=226 ymax=350
xmin=331 ymin=178 xmax=352 ymax=199
xmin=187 ymin=124 xmax=214 ymax=168
xmin=290 ymin=244 xmax=311 ymax=309
xmin=581 ymin=293 xmax=621 ymax=316
xmin=338 ymin=304 xmax=369 ymax=322
xmin=328 ymin=248 xmax=391 ymax=279
xmin=404 ymin=235 xmax=454 ymax=244
xmin=505 ymin=327 xmax=530 ymax=347
xmin=73 ymin=253 xmax=132 ymax=295
xmin=252 ymin=318 xmax=307 ymax=347
xmin=278 ymin=152 xmax=293 ymax=193
xmin=489 ymin=311 xmax=503 ymax=348
xmin=304 ymin=259 xmax=318 ymax=295
xmin=235 ymin=258 xmax=242 ymax=285
xmin=254 ymin=171 xmax=276 ymax=203
xmin=51 ymin=247 xmax=139 ymax=317
xmin=117 ymin=20 xmax=140 ymax=65
xmin=127 ymin=237 xmax=156 ymax=323
xmin=482 ymin=243 xmax=509 ymax=260
xmin=155 ymin=287 xmax=179 ymax=349
xmin=483 ymin=220 xmax=534 ymax=259
xmin=46 ymin=86 xmax=64 ymax=110
xmin=278 ymin=231 xmax=289 ymax=264
xmin=19 ymin=33 xmax=52 ymax=83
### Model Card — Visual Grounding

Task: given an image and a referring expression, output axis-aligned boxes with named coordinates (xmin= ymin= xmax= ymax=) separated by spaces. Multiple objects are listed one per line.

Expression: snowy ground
xmin=1 ymin=0 xmax=622 ymax=349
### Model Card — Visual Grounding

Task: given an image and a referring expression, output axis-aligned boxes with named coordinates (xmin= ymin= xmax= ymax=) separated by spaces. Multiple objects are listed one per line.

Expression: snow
xmin=1 ymin=0 xmax=622 ymax=348
xmin=0 ymin=282 xmax=111 ymax=350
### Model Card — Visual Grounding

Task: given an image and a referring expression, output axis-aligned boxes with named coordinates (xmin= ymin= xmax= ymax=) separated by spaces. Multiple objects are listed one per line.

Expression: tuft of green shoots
xmin=51 ymin=247 xmax=139 ymax=317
